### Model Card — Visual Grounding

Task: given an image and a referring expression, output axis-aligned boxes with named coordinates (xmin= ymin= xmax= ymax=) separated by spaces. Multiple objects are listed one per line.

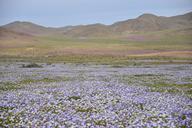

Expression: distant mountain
xmin=110 ymin=12 xmax=192 ymax=32
xmin=1 ymin=12 xmax=192 ymax=37
xmin=61 ymin=24 xmax=113 ymax=37
xmin=1 ymin=21 xmax=59 ymax=36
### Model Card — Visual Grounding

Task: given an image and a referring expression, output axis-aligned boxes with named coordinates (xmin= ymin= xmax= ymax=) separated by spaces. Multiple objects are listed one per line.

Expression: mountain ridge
xmin=1 ymin=12 xmax=192 ymax=37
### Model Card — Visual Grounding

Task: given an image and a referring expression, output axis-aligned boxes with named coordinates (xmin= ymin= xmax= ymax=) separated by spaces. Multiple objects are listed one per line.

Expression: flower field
xmin=0 ymin=63 xmax=191 ymax=127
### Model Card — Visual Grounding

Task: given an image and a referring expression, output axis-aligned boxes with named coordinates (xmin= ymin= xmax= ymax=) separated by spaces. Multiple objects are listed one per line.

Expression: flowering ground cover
xmin=0 ymin=63 xmax=191 ymax=127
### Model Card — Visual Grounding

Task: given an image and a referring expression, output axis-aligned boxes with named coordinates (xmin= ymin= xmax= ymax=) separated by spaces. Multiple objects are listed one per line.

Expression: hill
xmin=1 ymin=12 xmax=192 ymax=37
xmin=110 ymin=12 xmax=192 ymax=33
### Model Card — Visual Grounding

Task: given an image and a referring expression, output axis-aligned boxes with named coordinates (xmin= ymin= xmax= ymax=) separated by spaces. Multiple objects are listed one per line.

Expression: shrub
xmin=21 ymin=63 xmax=43 ymax=68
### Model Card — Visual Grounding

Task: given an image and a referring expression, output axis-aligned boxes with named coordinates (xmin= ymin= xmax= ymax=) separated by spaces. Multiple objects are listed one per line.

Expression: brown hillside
xmin=1 ymin=12 xmax=192 ymax=37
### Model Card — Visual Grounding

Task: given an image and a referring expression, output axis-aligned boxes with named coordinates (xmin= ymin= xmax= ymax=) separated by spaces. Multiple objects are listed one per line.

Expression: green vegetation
xmin=118 ymin=74 xmax=192 ymax=97
xmin=20 ymin=78 xmax=58 ymax=84
xmin=0 ymin=106 xmax=21 ymax=127
xmin=68 ymin=96 xmax=81 ymax=101
xmin=0 ymin=78 xmax=63 ymax=91
xmin=76 ymin=107 xmax=93 ymax=113
xmin=0 ymin=106 xmax=14 ymax=112
xmin=149 ymin=83 xmax=192 ymax=97
xmin=118 ymin=74 xmax=168 ymax=85
xmin=149 ymin=82 xmax=192 ymax=88
xmin=183 ymin=77 xmax=192 ymax=82
xmin=1 ymin=55 xmax=191 ymax=65
xmin=0 ymin=82 xmax=22 ymax=91
xmin=94 ymin=119 xmax=107 ymax=127
xmin=0 ymin=113 xmax=20 ymax=127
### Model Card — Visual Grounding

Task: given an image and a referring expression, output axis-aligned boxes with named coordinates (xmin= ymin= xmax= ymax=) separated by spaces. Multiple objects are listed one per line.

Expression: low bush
xmin=21 ymin=63 xmax=43 ymax=68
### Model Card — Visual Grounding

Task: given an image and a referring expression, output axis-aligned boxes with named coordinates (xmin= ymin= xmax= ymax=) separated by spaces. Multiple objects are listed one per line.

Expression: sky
xmin=0 ymin=0 xmax=192 ymax=27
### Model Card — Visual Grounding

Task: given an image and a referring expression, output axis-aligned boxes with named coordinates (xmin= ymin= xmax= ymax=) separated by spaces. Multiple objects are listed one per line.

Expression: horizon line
xmin=1 ymin=11 xmax=192 ymax=28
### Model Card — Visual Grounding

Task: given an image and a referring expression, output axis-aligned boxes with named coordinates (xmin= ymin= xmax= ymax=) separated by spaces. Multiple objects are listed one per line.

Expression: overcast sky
xmin=0 ymin=0 xmax=192 ymax=27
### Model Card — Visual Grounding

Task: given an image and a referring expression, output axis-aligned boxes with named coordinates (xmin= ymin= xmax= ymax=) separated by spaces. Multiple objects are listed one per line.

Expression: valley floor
xmin=0 ymin=63 xmax=192 ymax=127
